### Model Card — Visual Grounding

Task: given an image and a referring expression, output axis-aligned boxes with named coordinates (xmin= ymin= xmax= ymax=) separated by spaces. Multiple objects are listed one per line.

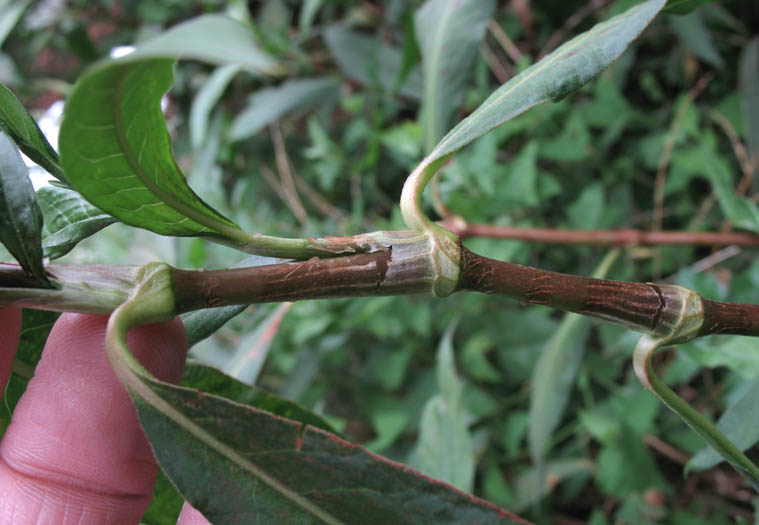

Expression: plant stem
xmin=4 ymin=243 xmax=759 ymax=338
xmin=172 ymin=233 xmax=442 ymax=312
xmin=456 ymin=247 xmax=759 ymax=338
xmin=445 ymin=221 xmax=759 ymax=247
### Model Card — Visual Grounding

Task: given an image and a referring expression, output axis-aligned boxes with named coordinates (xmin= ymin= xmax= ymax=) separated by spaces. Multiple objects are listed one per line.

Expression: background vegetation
xmin=2 ymin=0 xmax=758 ymax=522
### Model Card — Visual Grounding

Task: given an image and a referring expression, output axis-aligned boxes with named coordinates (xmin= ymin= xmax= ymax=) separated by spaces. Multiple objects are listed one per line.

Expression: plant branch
xmin=443 ymin=220 xmax=759 ymax=247
xmin=5 ymin=240 xmax=759 ymax=338
xmin=456 ymin=247 xmax=759 ymax=338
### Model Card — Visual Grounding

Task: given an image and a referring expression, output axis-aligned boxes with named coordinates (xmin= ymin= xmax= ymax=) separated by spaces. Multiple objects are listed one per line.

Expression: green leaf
xmin=596 ymin=425 xmax=664 ymax=497
xmin=687 ymin=381 xmax=759 ymax=473
xmin=229 ymin=77 xmax=339 ymax=141
xmin=106 ymin=260 xmax=525 ymax=524
xmin=135 ymin=377 xmax=524 ymax=523
xmin=503 ymin=141 xmax=539 ymax=206
xmin=58 ymin=14 xmax=285 ymax=245
xmin=59 ymin=16 xmax=352 ymax=259
xmin=59 ymin=59 xmax=248 ymax=244
xmin=662 ymin=0 xmax=714 ymax=15
xmin=679 ymin=336 xmax=759 ymax=379
xmin=698 ymin=140 xmax=759 ymax=232
xmin=740 ymin=37 xmax=759 ymax=158
xmin=430 ymin=0 xmax=664 ymax=160
xmin=401 ymin=0 xmax=666 ymax=232
xmin=122 ymin=15 xmax=284 ymax=74
xmin=181 ymin=360 xmax=336 ymax=434
xmin=412 ymin=320 xmax=475 ymax=492
xmin=226 ymin=302 xmax=291 ymax=385
xmin=142 ymin=470 xmax=183 ymax=525
xmin=414 ymin=0 xmax=495 ymax=151
xmin=0 ymin=0 xmax=30 ymax=48
xmin=190 ymin=64 xmax=242 ymax=150
xmin=669 ymin=12 xmax=724 ymax=68
xmin=529 ymin=250 xmax=618 ymax=464
xmin=0 ymin=82 xmax=65 ymax=182
xmin=37 ymin=184 xmax=116 ymax=259
xmin=511 ymin=459 xmax=593 ymax=513
xmin=0 ymin=132 xmax=50 ymax=286
xmin=324 ymin=26 xmax=423 ymax=100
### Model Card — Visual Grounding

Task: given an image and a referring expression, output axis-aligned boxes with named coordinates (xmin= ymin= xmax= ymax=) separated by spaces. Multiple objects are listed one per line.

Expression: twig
xmin=292 ymin=172 xmax=347 ymax=222
xmin=270 ymin=122 xmax=309 ymax=227
xmin=480 ymin=42 xmax=512 ymax=84
xmin=706 ymin=108 xmax=758 ymax=243
xmin=457 ymin=247 xmax=759 ymax=338
xmin=538 ymin=0 xmax=611 ymax=59
xmin=488 ymin=20 xmax=522 ymax=64
xmin=430 ymin=171 xmax=454 ymax=220
xmin=652 ymin=73 xmax=714 ymax=276
xmin=259 ymin=164 xmax=292 ymax=211
xmin=653 ymin=73 xmax=714 ymax=235
xmin=442 ymin=220 xmax=759 ymax=247
xmin=643 ymin=434 xmax=690 ymax=465
xmin=706 ymin=108 xmax=756 ymax=194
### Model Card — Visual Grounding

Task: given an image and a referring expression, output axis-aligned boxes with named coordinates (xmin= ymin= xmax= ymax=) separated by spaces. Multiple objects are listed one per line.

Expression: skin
xmin=0 ymin=307 xmax=211 ymax=524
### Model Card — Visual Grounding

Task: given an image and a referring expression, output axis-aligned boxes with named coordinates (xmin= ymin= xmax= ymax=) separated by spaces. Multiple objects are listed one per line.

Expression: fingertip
xmin=0 ymin=312 xmax=188 ymax=522
xmin=177 ymin=502 xmax=212 ymax=525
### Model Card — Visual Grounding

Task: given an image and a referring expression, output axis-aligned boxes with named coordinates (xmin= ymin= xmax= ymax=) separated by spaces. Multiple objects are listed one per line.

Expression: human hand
xmin=0 ymin=308 xmax=211 ymax=524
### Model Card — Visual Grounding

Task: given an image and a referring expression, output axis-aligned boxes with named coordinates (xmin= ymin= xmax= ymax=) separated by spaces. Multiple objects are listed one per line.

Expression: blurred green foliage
xmin=2 ymin=0 xmax=759 ymax=522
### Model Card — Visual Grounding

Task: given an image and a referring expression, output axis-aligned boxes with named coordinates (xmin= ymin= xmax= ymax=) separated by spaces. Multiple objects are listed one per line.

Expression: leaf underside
xmin=134 ymin=377 xmax=526 ymax=524
xmin=59 ymin=59 xmax=243 ymax=241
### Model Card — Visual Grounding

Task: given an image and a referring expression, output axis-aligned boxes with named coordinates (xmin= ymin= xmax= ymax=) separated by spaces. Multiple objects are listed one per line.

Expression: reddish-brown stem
xmin=5 ymin=245 xmax=759 ymax=339
xmin=457 ymin=247 xmax=759 ymax=338
xmin=445 ymin=222 xmax=759 ymax=247
xmin=699 ymin=299 xmax=759 ymax=337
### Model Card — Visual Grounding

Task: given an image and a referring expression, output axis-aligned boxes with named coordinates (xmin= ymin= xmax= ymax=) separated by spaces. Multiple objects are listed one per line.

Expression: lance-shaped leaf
xmin=687 ymin=380 xmax=759 ymax=473
xmin=229 ymin=77 xmax=339 ymax=141
xmin=324 ymin=26 xmax=424 ymax=100
xmin=529 ymin=250 xmax=619 ymax=465
xmin=59 ymin=59 xmax=249 ymax=244
xmin=0 ymin=82 xmax=65 ymax=182
xmin=58 ymin=16 xmax=298 ymax=254
xmin=37 ymin=184 xmax=116 ymax=259
xmin=0 ymin=132 xmax=50 ymax=286
xmin=415 ymin=0 xmax=495 ymax=151
xmin=181 ymin=360 xmax=336 ymax=434
xmin=0 ymin=0 xmax=30 ymax=48
xmin=741 ymin=37 xmax=759 ymax=158
xmin=106 ymin=264 xmax=526 ymax=524
xmin=401 ymin=0 xmax=666 ymax=233
xmin=190 ymin=64 xmax=242 ymax=150
xmin=412 ymin=320 xmax=475 ymax=492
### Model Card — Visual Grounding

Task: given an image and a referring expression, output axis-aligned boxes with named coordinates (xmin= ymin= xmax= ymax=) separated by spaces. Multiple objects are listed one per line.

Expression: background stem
xmin=444 ymin=221 xmax=759 ymax=247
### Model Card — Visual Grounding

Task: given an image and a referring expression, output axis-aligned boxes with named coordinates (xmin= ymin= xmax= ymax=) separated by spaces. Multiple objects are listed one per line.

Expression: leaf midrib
xmin=423 ymin=0 xmax=457 ymax=152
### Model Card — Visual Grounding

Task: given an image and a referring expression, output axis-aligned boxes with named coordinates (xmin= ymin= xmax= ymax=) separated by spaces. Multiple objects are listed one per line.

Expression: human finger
xmin=0 ymin=313 xmax=187 ymax=524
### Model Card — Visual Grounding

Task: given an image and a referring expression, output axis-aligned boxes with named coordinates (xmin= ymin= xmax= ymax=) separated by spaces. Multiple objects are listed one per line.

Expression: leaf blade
xmin=59 ymin=59 xmax=246 ymax=243
xmin=0 ymin=132 xmax=49 ymax=286
xmin=37 ymin=184 xmax=116 ymax=259
xmin=415 ymin=0 xmax=494 ymax=151
xmin=0 ymin=82 xmax=65 ymax=182
xmin=229 ymin=77 xmax=339 ymax=141
xmin=400 ymin=0 xmax=666 ymax=232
